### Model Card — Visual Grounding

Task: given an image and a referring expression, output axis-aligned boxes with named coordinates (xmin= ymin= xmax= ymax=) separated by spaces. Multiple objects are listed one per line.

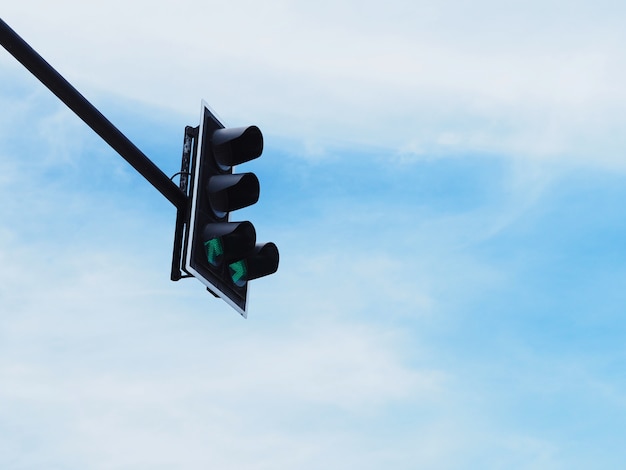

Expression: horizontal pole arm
xmin=0 ymin=18 xmax=187 ymax=210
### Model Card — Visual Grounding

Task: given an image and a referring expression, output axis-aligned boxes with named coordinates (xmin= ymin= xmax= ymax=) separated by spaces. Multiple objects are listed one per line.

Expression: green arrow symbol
xmin=229 ymin=260 xmax=247 ymax=287
xmin=204 ymin=238 xmax=223 ymax=266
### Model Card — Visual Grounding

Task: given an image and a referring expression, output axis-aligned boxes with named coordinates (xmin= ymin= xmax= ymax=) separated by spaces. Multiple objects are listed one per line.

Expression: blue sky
xmin=2 ymin=1 xmax=626 ymax=468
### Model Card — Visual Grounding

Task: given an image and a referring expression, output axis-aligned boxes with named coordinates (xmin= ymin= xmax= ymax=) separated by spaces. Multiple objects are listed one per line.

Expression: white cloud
xmin=3 ymin=0 xmax=626 ymax=164
xmin=0 ymin=235 xmax=446 ymax=468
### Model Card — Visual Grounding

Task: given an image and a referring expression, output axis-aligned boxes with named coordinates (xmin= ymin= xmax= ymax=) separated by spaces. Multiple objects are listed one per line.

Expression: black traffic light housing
xmin=0 ymin=20 xmax=276 ymax=317
xmin=180 ymin=102 xmax=279 ymax=317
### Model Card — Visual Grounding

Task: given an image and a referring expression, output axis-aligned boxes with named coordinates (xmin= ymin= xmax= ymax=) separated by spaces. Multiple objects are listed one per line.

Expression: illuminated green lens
xmin=229 ymin=260 xmax=248 ymax=287
xmin=204 ymin=238 xmax=224 ymax=267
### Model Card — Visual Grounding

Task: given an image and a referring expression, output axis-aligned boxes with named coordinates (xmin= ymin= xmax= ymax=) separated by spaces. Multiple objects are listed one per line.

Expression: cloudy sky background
xmin=2 ymin=1 xmax=626 ymax=468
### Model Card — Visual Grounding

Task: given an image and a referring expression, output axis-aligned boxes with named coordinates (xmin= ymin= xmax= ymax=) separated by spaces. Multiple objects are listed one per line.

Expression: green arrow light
xmin=229 ymin=259 xmax=247 ymax=287
xmin=204 ymin=238 xmax=224 ymax=267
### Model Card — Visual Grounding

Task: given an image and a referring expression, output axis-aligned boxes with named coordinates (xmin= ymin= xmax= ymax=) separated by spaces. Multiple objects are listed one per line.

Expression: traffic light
xmin=182 ymin=102 xmax=279 ymax=317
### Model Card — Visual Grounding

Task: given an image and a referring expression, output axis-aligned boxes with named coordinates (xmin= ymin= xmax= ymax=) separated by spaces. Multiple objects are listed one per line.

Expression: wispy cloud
xmin=4 ymin=0 xmax=626 ymax=164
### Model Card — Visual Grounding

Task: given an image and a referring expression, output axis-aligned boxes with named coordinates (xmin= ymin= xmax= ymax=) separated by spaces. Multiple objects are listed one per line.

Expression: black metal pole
xmin=170 ymin=125 xmax=197 ymax=281
xmin=0 ymin=18 xmax=187 ymax=210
